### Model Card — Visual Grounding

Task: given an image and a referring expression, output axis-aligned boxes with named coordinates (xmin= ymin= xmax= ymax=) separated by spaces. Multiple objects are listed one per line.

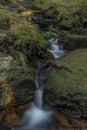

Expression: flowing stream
xmin=49 ymin=38 xmax=66 ymax=58
xmin=11 ymin=36 xmax=67 ymax=130
xmin=18 ymin=37 xmax=66 ymax=130
xmin=20 ymin=68 xmax=53 ymax=130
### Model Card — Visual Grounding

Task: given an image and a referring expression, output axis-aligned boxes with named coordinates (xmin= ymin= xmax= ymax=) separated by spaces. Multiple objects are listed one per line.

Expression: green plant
xmin=60 ymin=15 xmax=80 ymax=30
xmin=43 ymin=31 xmax=58 ymax=38
xmin=18 ymin=52 xmax=29 ymax=73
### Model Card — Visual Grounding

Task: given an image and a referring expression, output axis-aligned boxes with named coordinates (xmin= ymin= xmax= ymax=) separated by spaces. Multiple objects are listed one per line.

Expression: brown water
xmin=0 ymin=103 xmax=87 ymax=130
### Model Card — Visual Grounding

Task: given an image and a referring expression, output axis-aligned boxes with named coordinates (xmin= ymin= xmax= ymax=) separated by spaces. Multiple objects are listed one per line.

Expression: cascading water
xmin=20 ymin=68 xmax=53 ymax=130
xmin=34 ymin=88 xmax=43 ymax=109
xmin=12 ymin=38 xmax=67 ymax=130
xmin=34 ymin=69 xmax=43 ymax=109
xmin=49 ymin=38 xmax=66 ymax=58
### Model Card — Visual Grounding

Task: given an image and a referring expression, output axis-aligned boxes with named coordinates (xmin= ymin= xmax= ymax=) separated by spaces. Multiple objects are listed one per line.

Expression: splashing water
xmin=21 ymin=103 xmax=52 ymax=129
xmin=20 ymin=69 xmax=53 ymax=130
xmin=13 ymin=38 xmax=66 ymax=130
xmin=34 ymin=88 xmax=43 ymax=109
xmin=49 ymin=38 xmax=66 ymax=58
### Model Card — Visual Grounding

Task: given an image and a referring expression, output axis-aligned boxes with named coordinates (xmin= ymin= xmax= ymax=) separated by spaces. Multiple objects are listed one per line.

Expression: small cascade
xmin=34 ymin=69 xmax=43 ymax=109
xmin=20 ymin=67 xmax=53 ymax=130
xmin=34 ymin=88 xmax=43 ymax=109
xmin=49 ymin=38 xmax=66 ymax=58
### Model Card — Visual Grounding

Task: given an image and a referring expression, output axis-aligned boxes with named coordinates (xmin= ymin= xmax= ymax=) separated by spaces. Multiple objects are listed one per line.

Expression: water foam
xmin=21 ymin=103 xmax=52 ymax=129
xmin=49 ymin=38 xmax=66 ymax=58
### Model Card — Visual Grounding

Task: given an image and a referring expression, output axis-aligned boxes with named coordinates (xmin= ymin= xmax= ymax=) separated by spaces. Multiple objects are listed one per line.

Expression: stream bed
xmin=0 ymin=103 xmax=87 ymax=130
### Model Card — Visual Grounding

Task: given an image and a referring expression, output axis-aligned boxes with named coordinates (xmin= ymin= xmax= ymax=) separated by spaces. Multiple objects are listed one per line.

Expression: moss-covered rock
xmin=44 ymin=49 xmax=87 ymax=117
xmin=0 ymin=53 xmax=34 ymax=107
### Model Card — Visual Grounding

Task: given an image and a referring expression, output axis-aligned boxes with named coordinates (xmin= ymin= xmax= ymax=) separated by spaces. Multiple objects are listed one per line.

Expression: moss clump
xmin=43 ymin=31 xmax=58 ymax=39
xmin=8 ymin=25 xmax=47 ymax=49
xmin=33 ymin=0 xmax=87 ymax=30
xmin=0 ymin=6 xmax=48 ymax=64
xmin=60 ymin=15 xmax=80 ymax=30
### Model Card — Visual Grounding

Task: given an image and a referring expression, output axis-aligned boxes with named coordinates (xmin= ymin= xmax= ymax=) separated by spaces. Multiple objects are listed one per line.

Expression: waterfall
xmin=34 ymin=69 xmax=43 ymax=109
xmin=49 ymin=38 xmax=66 ymax=58
xmin=20 ymin=67 xmax=53 ymax=130
xmin=34 ymin=88 xmax=43 ymax=109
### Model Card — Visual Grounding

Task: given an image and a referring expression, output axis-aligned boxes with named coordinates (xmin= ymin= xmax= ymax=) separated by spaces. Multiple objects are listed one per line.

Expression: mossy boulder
xmin=45 ymin=49 xmax=87 ymax=117
xmin=0 ymin=53 xmax=34 ymax=107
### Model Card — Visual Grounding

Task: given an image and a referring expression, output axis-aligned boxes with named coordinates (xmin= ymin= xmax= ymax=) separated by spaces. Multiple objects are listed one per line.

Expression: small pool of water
xmin=0 ymin=103 xmax=87 ymax=130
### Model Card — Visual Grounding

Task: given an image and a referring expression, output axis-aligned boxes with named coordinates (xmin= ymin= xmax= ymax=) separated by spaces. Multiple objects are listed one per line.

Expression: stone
xmin=45 ymin=49 xmax=87 ymax=117
xmin=0 ymin=53 xmax=34 ymax=107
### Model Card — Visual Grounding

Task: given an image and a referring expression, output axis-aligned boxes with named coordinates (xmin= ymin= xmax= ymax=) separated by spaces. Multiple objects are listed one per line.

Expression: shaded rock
xmin=0 ymin=53 xmax=34 ymax=107
xmin=61 ymin=34 xmax=87 ymax=50
xmin=44 ymin=49 xmax=87 ymax=117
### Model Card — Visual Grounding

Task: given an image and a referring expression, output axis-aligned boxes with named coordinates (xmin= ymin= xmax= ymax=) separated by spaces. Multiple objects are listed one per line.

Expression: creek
xmin=11 ymin=41 xmax=66 ymax=130
xmin=0 ymin=1 xmax=87 ymax=130
xmin=19 ymin=68 xmax=53 ymax=130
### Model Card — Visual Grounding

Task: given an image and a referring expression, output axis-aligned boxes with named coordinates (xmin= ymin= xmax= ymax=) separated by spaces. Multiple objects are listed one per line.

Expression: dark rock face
xmin=61 ymin=34 xmax=87 ymax=50
xmin=44 ymin=49 xmax=87 ymax=117
xmin=0 ymin=53 xmax=34 ymax=107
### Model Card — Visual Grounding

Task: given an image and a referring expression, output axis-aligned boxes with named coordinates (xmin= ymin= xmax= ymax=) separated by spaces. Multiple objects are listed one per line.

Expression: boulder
xmin=45 ymin=49 xmax=87 ymax=117
xmin=0 ymin=53 xmax=34 ymax=107
xmin=62 ymin=34 xmax=87 ymax=50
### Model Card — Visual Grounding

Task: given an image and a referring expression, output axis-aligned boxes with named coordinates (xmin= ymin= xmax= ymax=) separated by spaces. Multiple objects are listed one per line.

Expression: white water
xmin=18 ymin=38 xmax=66 ymax=130
xmin=49 ymin=38 xmax=66 ymax=58
xmin=34 ymin=88 xmax=43 ymax=109
xmin=20 ymin=69 xmax=53 ymax=130
xmin=21 ymin=103 xmax=52 ymax=129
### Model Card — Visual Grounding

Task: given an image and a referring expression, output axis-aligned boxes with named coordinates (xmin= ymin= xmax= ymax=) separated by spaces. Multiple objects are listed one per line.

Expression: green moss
xmin=43 ymin=31 xmax=58 ymax=38
xmin=33 ymin=0 xmax=87 ymax=30
xmin=60 ymin=15 xmax=80 ymax=30
xmin=0 ymin=6 xmax=48 ymax=65
xmin=8 ymin=25 xmax=47 ymax=58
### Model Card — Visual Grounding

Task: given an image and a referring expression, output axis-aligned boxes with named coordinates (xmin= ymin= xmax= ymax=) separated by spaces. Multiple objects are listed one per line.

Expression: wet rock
xmin=45 ymin=49 xmax=87 ymax=117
